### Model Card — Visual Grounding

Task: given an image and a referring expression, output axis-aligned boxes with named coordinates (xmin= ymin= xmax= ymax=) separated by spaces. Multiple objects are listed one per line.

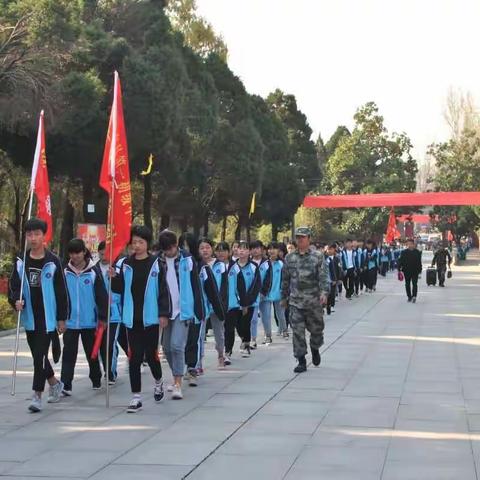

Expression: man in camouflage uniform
xmin=282 ymin=227 xmax=330 ymax=373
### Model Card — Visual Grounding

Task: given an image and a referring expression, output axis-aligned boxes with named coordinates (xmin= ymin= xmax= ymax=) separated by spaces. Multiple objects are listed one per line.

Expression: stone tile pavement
xmin=0 ymin=250 xmax=479 ymax=479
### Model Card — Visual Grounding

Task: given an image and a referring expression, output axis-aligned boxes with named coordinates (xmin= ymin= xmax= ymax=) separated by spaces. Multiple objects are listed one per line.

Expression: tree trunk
xmin=246 ymin=222 xmax=251 ymax=243
xmin=271 ymin=223 xmax=279 ymax=241
xmin=221 ymin=216 xmax=227 ymax=241
xmin=59 ymin=197 xmax=74 ymax=261
xmin=203 ymin=211 xmax=209 ymax=237
xmin=180 ymin=215 xmax=189 ymax=233
xmin=160 ymin=213 xmax=170 ymax=232
xmin=143 ymin=175 xmax=153 ymax=233
xmin=193 ymin=212 xmax=202 ymax=239
xmin=235 ymin=215 xmax=244 ymax=241
xmin=19 ymin=191 xmax=30 ymax=251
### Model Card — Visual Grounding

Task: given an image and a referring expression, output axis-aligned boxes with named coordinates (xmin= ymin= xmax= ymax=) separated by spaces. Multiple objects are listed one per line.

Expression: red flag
xmin=99 ymin=71 xmax=132 ymax=263
xmin=385 ymin=209 xmax=401 ymax=243
xmin=90 ymin=322 xmax=105 ymax=360
xmin=31 ymin=111 xmax=53 ymax=244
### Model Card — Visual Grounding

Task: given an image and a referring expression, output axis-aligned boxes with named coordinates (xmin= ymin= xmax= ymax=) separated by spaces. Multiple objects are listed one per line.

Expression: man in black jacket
xmin=431 ymin=244 xmax=452 ymax=287
xmin=398 ymin=238 xmax=422 ymax=303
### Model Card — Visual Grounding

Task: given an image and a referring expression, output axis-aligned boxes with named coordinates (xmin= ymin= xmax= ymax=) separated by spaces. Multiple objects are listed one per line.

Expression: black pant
xmin=437 ymin=267 xmax=447 ymax=286
xmin=224 ymin=310 xmax=237 ymax=355
xmin=365 ymin=268 xmax=377 ymax=290
xmin=343 ymin=268 xmax=355 ymax=298
xmin=100 ymin=322 xmax=120 ymax=382
xmin=61 ymin=328 xmax=102 ymax=391
xmin=117 ymin=323 xmax=129 ymax=356
xmin=380 ymin=261 xmax=389 ymax=277
xmin=26 ymin=331 xmax=55 ymax=392
xmin=185 ymin=321 xmax=202 ymax=371
xmin=232 ymin=307 xmax=254 ymax=344
xmin=327 ymin=284 xmax=336 ymax=314
xmin=127 ymin=325 xmax=162 ymax=394
xmin=404 ymin=272 xmax=418 ymax=299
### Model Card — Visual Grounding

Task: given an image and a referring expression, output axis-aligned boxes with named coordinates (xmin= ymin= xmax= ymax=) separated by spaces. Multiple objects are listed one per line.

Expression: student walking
xmin=112 ymin=226 xmax=170 ymax=412
xmin=341 ymin=239 xmax=356 ymax=299
xmin=158 ymin=230 xmax=204 ymax=397
xmin=61 ymin=239 xmax=108 ymax=395
xmin=8 ymin=218 xmax=69 ymax=413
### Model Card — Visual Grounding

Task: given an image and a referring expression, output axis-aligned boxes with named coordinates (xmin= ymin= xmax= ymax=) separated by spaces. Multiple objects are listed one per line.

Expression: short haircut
xmin=287 ymin=241 xmax=297 ymax=247
xmin=151 ymin=242 xmax=160 ymax=252
xmin=198 ymin=237 xmax=214 ymax=249
xmin=238 ymin=240 xmax=249 ymax=249
xmin=328 ymin=243 xmax=337 ymax=249
xmin=25 ymin=218 xmax=47 ymax=234
xmin=250 ymin=240 xmax=263 ymax=249
xmin=215 ymin=241 xmax=230 ymax=252
xmin=406 ymin=238 xmax=415 ymax=243
xmin=98 ymin=240 xmax=106 ymax=251
xmin=267 ymin=241 xmax=280 ymax=249
xmin=366 ymin=239 xmax=373 ymax=244
xmin=345 ymin=238 xmax=352 ymax=243
xmin=231 ymin=241 xmax=240 ymax=248
xmin=158 ymin=229 xmax=177 ymax=251
xmin=131 ymin=225 xmax=152 ymax=245
xmin=67 ymin=238 xmax=92 ymax=259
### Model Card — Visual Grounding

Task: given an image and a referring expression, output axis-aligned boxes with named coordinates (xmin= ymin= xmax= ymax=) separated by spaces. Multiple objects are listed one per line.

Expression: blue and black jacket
xmin=340 ymin=249 xmax=356 ymax=271
xmin=199 ymin=259 xmax=228 ymax=321
xmin=112 ymin=254 xmax=170 ymax=328
xmin=364 ymin=248 xmax=378 ymax=270
xmin=264 ymin=259 xmax=284 ymax=302
xmin=354 ymin=248 xmax=364 ymax=271
xmin=235 ymin=260 xmax=262 ymax=308
xmin=256 ymin=258 xmax=273 ymax=297
xmin=8 ymin=250 xmax=69 ymax=333
xmin=64 ymin=260 xmax=108 ymax=330
xmin=96 ymin=261 xmax=122 ymax=323
xmin=158 ymin=250 xmax=205 ymax=323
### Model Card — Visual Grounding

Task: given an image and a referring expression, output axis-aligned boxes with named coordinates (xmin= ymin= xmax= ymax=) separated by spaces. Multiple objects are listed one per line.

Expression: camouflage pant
xmin=289 ymin=305 xmax=325 ymax=359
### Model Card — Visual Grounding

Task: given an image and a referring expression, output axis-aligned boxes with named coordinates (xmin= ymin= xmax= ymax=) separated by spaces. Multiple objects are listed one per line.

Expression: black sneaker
xmin=127 ymin=398 xmax=142 ymax=413
xmin=154 ymin=381 xmax=164 ymax=402
xmin=412 ymin=297 xmax=417 ymax=304
xmin=407 ymin=298 xmax=412 ymax=302
xmin=311 ymin=348 xmax=321 ymax=367
xmin=294 ymin=357 xmax=307 ymax=373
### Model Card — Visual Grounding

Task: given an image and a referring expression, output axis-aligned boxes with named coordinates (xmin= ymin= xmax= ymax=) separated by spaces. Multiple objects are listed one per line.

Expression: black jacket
xmin=398 ymin=248 xmax=422 ymax=275
xmin=432 ymin=249 xmax=452 ymax=269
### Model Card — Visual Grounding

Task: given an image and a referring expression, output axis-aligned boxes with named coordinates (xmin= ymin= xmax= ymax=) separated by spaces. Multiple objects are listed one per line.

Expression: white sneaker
xmin=127 ymin=397 xmax=142 ymax=413
xmin=167 ymin=384 xmax=174 ymax=392
xmin=28 ymin=395 xmax=42 ymax=413
xmin=172 ymin=385 xmax=183 ymax=400
xmin=47 ymin=381 xmax=64 ymax=403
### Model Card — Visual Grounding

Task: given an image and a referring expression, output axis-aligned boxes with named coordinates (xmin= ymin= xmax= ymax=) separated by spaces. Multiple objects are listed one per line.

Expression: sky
xmin=195 ymin=0 xmax=480 ymax=159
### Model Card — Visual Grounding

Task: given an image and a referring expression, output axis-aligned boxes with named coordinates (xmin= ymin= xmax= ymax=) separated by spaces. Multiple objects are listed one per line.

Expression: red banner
xmin=304 ymin=192 xmax=480 ymax=208
xmin=99 ymin=72 xmax=132 ymax=263
xmin=31 ymin=111 xmax=53 ymax=244
xmin=385 ymin=209 xmax=401 ymax=243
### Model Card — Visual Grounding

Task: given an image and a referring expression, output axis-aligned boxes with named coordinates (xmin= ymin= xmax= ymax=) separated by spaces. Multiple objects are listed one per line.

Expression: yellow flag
xmin=140 ymin=154 xmax=153 ymax=176
xmin=249 ymin=192 xmax=256 ymax=217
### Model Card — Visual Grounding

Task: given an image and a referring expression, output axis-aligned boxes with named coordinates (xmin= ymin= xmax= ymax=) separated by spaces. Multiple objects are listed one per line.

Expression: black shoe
xmin=311 ymin=348 xmax=321 ymax=367
xmin=294 ymin=357 xmax=307 ymax=373
xmin=154 ymin=381 xmax=164 ymax=402
xmin=407 ymin=297 xmax=412 ymax=302
xmin=412 ymin=297 xmax=417 ymax=303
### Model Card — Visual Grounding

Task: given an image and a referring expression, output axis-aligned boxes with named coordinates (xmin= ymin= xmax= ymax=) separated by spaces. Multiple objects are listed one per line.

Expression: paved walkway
xmin=0 ymin=250 xmax=479 ymax=479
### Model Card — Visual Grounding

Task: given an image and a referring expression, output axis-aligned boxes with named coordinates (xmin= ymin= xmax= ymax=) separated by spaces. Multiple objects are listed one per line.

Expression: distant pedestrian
xmin=398 ymin=238 xmax=422 ymax=303
xmin=431 ymin=243 xmax=452 ymax=287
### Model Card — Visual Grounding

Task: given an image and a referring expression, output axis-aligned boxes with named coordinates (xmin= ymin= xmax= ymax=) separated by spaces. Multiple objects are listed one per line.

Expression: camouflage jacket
xmin=281 ymin=249 xmax=330 ymax=308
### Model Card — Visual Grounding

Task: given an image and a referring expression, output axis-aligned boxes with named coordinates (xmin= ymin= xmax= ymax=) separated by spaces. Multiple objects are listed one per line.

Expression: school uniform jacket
xmin=264 ymin=259 xmax=283 ymax=302
xmin=158 ymin=250 xmax=205 ymax=324
xmin=96 ymin=260 xmax=122 ymax=323
xmin=112 ymin=254 xmax=170 ymax=328
xmin=228 ymin=260 xmax=262 ymax=309
xmin=8 ymin=250 xmax=69 ymax=333
xmin=199 ymin=259 xmax=228 ymax=321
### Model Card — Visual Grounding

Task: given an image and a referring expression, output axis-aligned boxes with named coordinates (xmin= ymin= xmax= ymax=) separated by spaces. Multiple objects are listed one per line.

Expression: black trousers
xmin=224 ymin=310 xmax=237 ymax=355
xmin=437 ymin=267 xmax=447 ymax=286
xmin=404 ymin=272 xmax=418 ymax=299
xmin=127 ymin=325 xmax=162 ymax=394
xmin=185 ymin=321 xmax=202 ymax=371
xmin=61 ymin=328 xmax=102 ymax=391
xmin=100 ymin=322 xmax=120 ymax=382
xmin=365 ymin=268 xmax=377 ymax=290
xmin=343 ymin=268 xmax=355 ymax=298
xmin=232 ymin=307 xmax=254 ymax=345
xmin=380 ymin=261 xmax=389 ymax=277
xmin=26 ymin=331 xmax=55 ymax=392
xmin=326 ymin=284 xmax=336 ymax=314
xmin=117 ymin=323 xmax=129 ymax=356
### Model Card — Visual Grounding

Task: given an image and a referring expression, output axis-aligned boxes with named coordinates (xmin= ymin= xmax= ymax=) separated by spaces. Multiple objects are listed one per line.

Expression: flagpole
xmin=105 ymin=71 xmax=119 ymax=408
xmin=11 ymin=111 xmax=44 ymax=396
xmin=11 ymin=191 xmax=35 ymax=396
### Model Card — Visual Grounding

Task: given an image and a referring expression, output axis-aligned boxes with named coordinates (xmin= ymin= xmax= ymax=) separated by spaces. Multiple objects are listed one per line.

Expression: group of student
xmin=319 ymin=239 xmax=402 ymax=314
xmin=8 ymin=219 xmax=300 ymax=414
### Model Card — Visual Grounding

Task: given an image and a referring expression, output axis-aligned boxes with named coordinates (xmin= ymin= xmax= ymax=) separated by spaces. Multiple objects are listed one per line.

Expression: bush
xmin=0 ymin=253 xmax=13 ymax=278
xmin=0 ymin=295 xmax=16 ymax=330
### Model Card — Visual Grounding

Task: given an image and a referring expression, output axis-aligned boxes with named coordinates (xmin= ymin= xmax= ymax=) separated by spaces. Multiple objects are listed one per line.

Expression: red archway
xmin=304 ymin=192 xmax=480 ymax=208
